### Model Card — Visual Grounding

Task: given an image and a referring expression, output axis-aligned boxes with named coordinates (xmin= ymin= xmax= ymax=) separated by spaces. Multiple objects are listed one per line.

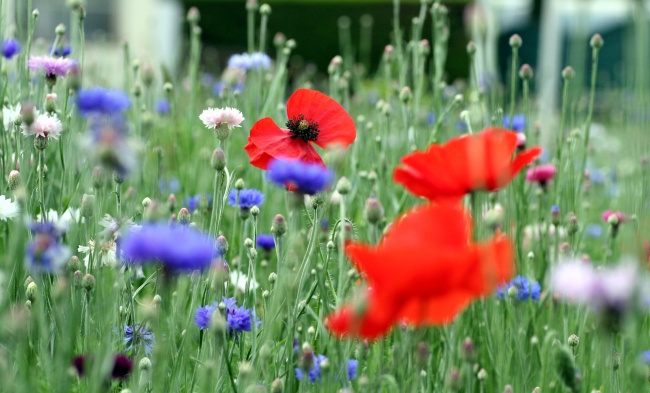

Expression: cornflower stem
xmin=209 ymin=170 xmax=223 ymax=236
xmin=188 ymin=21 xmax=201 ymax=125
xmin=392 ymin=0 xmax=404 ymax=84
xmin=78 ymin=10 xmax=86 ymax=70
xmin=578 ymin=45 xmax=601 ymax=198
xmin=116 ymin=181 xmax=122 ymax=217
xmin=38 ymin=148 xmax=45 ymax=221
xmin=431 ymin=1 xmax=448 ymax=118
xmin=247 ymin=4 xmax=256 ymax=53
xmin=220 ymin=332 xmax=238 ymax=393
xmin=336 ymin=194 xmax=347 ymax=307
xmin=508 ymin=46 xmax=519 ymax=129
xmin=259 ymin=12 xmax=269 ymax=54
xmin=555 ymin=74 xmax=571 ymax=202
xmin=429 ymin=98 xmax=461 ymax=144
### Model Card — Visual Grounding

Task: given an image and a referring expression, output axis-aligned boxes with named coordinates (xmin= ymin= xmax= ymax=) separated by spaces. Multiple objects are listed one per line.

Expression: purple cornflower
xmin=250 ymin=52 xmax=271 ymax=70
xmin=25 ymin=222 xmax=71 ymax=274
xmin=256 ymin=234 xmax=275 ymax=251
xmin=52 ymin=44 xmax=72 ymax=57
xmin=228 ymin=53 xmax=252 ymax=70
xmin=2 ymin=38 xmax=20 ymax=59
xmin=503 ymin=114 xmax=526 ymax=132
xmin=73 ymin=354 xmax=133 ymax=380
xmin=88 ymin=115 xmax=135 ymax=175
xmin=496 ymin=275 xmax=541 ymax=301
xmin=123 ymin=324 xmax=155 ymax=356
xmin=223 ymin=296 xmax=260 ymax=336
xmin=183 ymin=194 xmax=212 ymax=213
xmin=227 ymin=188 xmax=264 ymax=210
xmin=119 ymin=224 xmax=215 ymax=272
xmin=267 ymin=158 xmax=333 ymax=195
xmin=156 ymin=99 xmax=171 ymax=115
xmin=195 ymin=302 xmax=218 ymax=330
xmin=296 ymin=354 xmax=327 ymax=382
xmin=76 ymin=88 xmax=131 ymax=115
xmin=28 ymin=55 xmax=76 ymax=78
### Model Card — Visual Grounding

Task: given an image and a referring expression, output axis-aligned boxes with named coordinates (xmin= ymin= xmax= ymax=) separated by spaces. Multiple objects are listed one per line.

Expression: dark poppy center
xmin=287 ymin=114 xmax=319 ymax=142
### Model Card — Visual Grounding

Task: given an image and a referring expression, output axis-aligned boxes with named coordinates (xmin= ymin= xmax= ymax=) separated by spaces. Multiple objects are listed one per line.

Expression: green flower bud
xmin=211 ymin=148 xmax=226 ymax=171
xmin=259 ymin=3 xmax=271 ymax=15
xmin=82 ymin=273 xmax=95 ymax=292
xmin=26 ymin=282 xmax=37 ymax=302
xmin=509 ymin=34 xmax=522 ymax=48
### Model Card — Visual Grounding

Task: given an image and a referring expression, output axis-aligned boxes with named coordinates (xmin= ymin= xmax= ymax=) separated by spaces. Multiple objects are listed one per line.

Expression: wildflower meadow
xmin=2 ymin=0 xmax=650 ymax=392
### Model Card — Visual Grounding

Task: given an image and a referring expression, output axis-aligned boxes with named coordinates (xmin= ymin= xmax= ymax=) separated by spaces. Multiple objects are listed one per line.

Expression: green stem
xmin=508 ymin=46 xmax=519 ymax=129
xmin=335 ymin=195 xmax=347 ymax=306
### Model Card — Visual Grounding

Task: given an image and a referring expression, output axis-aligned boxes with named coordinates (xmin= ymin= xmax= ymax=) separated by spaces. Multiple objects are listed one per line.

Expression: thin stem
xmin=38 ymin=149 xmax=45 ymax=221
xmin=508 ymin=46 xmax=519 ymax=129
xmin=336 ymin=195 xmax=346 ymax=306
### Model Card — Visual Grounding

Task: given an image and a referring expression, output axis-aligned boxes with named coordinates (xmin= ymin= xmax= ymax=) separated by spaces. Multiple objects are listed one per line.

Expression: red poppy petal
xmin=481 ymin=128 xmax=519 ymax=189
xmin=510 ymin=146 xmax=543 ymax=178
xmin=393 ymin=146 xmax=466 ymax=202
xmin=399 ymin=291 xmax=473 ymax=325
xmin=471 ymin=235 xmax=514 ymax=293
xmin=286 ymin=88 xmax=356 ymax=149
xmin=325 ymin=305 xmax=394 ymax=340
xmin=246 ymin=117 xmax=325 ymax=166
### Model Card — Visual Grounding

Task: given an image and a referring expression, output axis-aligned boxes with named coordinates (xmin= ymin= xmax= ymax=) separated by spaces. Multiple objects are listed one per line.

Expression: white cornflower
xmin=22 ymin=113 xmax=63 ymax=139
xmin=37 ymin=208 xmax=82 ymax=233
xmin=199 ymin=107 xmax=245 ymax=130
xmin=0 ymin=195 xmax=20 ymax=221
xmin=229 ymin=270 xmax=259 ymax=292
xmin=99 ymin=214 xmax=140 ymax=240
xmin=3 ymin=104 xmax=22 ymax=131
xmin=78 ymin=239 xmax=118 ymax=268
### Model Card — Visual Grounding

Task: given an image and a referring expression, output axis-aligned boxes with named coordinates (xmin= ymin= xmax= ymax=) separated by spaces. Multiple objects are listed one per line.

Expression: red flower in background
xmin=325 ymin=204 xmax=513 ymax=339
xmin=393 ymin=128 xmax=541 ymax=204
xmin=244 ymin=89 xmax=356 ymax=169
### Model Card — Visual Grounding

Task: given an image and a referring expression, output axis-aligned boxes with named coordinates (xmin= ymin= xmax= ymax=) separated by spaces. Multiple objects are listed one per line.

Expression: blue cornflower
xmin=588 ymin=168 xmax=606 ymax=185
xmin=585 ymin=224 xmax=603 ymax=238
xmin=123 ymin=324 xmax=155 ymax=356
xmin=228 ymin=53 xmax=251 ymax=70
xmin=228 ymin=188 xmax=264 ymax=210
xmin=224 ymin=296 xmax=260 ymax=336
xmin=25 ymin=222 xmax=71 ymax=274
xmin=52 ymin=44 xmax=72 ymax=57
xmin=195 ymin=302 xmax=218 ymax=330
xmin=119 ymin=224 xmax=215 ymax=272
xmin=156 ymin=99 xmax=171 ymax=115
xmin=496 ymin=275 xmax=541 ymax=301
xmin=427 ymin=113 xmax=436 ymax=126
xmin=256 ymin=234 xmax=275 ymax=251
xmin=2 ymin=38 xmax=20 ymax=59
xmin=267 ymin=158 xmax=333 ymax=195
xmin=159 ymin=178 xmax=181 ymax=193
xmin=76 ymin=88 xmax=131 ymax=115
xmin=213 ymin=81 xmax=244 ymax=97
xmin=183 ymin=194 xmax=212 ymax=213
xmin=249 ymin=52 xmax=271 ymax=70
xmin=296 ymin=354 xmax=327 ymax=382
xmin=551 ymin=205 xmax=560 ymax=214
xmin=347 ymin=359 xmax=358 ymax=380
xmin=503 ymin=114 xmax=526 ymax=132
xmin=641 ymin=351 xmax=650 ymax=365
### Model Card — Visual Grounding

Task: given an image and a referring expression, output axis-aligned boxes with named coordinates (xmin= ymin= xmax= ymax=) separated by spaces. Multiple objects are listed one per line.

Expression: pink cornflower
xmin=28 ymin=56 xmax=77 ymax=78
xmin=526 ymin=164 xmax=556 ymax=186
xmin=602 ymin=210 xmax=627 ymax=224
xmin=22 ymin=114 xmax=63 ymax=139
xmin=199 ymin=107 xmax=245 ymax=130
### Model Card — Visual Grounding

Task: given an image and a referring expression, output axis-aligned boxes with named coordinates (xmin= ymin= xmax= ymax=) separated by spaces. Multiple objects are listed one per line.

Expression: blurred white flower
xmin=37 ymin=208 xmax=81 ymax=233
xmin=0 ymin=195 xmax=20 ymax=221
xmin=78 ymin=239 xmax=118 ymax=268
xmin=229 ymin=270 xmax=259 ymax=292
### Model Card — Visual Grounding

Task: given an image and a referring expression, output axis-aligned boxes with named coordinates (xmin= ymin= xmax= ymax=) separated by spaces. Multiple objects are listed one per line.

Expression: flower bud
xmin=509 ymin=34 xmax=522 ymax=48
xmin=82 ymin=273 xmax=95 ymax=292
xmin=271 ymin=214 xmax=286 ymax=237
xmin=55 ymin=23 xmax=66 ymax=36
xmin=562 ymin=66 xmax=575 ymax=80
xmin=415 ymin=342 xmax=430 ymax=369
xmin=68 ymin=256 xmax=80 ymax=272
xmin=186 ymin=7 xmax=200 ymax=23
xmin=568 ymin=334 xmax=579 ymax=348
xmin=259 ymin=3 xmax=271 ymax=15
xmin=268 ymin=272 xmax=277 ymax=283
xmin=216 ymin=235 xmax=229 ymax=254
xmin=8 ymin=170 xmax=20 ymax=191
xmin=507 ymin=285 xmax=519 ymax=299
xmin=26 ymin=282 xmax=37 ymax=302
xmin=234 ymin=178 xmax=245 ymax=190
xmin=590 ymin=33 xmax=604 ymax=49
xmin=142 ymin=197 xmax=152 ymax=208
xmin=550 ymin=205 xmax=561 ymax=226
xmin=178 ymin=208 xmax=191 ymax=225
xmin=273 ymin=32 xmax=286 ymax=47
xmin=504 ymin=385 xmax=514 ymax=393
xmin=519 ymin=64 xmax=534 ymax=80
xmin=447 ymin=367 xmax=461 ymax=391
xmin=210 ymin=309 xmax=227 ymax=335
xmin=244 ymin=238 xmax=254 ymax=248
xmin=336 ymin=177 xmax=351 ymax=195
xmin=399 ymin=86 xmax=412 ymax=103
xmin=45 ymin=94 xmax=57 ymax=113
xmin=466 ymin=41 xmax=477 ymax=55
xmin=34 ymin=135 xmax=49 ymax=150
xmin=250 ymin=206 xmax=260 ymax=217
xmin=477 ymin=368 xmax=487 ymax=381
xmin=81 ymin=194 xmax=95 ymax=219
xmin=270 ymin=378 xmax=284 ymax=393
xmin=139 ymin=357 xmax=152 ymax=371
xmin=364 ymin=196 xmax=384 ymax=225
xmin=211 ymin=148 xmax=226 ymax=171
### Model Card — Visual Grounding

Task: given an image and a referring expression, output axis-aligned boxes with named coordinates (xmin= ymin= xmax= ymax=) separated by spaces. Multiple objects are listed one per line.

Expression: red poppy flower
xmin=244 ymin=88 xmax=356 ymax=169
xmin=393 ymin=128 xmax=541 ymax=204
xmin=325 ymin=204 xmax=513 ymax=339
